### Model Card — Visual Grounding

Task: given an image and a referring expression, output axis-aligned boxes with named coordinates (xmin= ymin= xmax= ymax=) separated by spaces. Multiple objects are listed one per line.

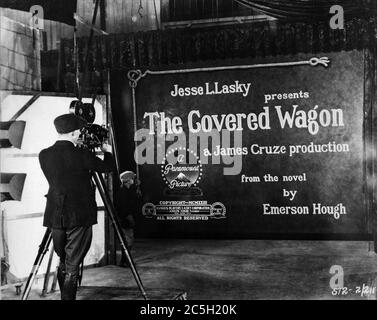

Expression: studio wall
xmin=0 ymin=93 xmax=106 ymax=279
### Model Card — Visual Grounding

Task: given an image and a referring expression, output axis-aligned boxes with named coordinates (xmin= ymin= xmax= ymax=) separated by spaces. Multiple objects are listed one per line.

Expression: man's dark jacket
xmin=39 ymin=141 xmax=114 ymax=229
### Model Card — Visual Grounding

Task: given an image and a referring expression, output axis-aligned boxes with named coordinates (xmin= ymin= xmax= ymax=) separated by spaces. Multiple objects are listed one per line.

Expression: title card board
xmin=112 ymin=50 xmax=365 ymax=238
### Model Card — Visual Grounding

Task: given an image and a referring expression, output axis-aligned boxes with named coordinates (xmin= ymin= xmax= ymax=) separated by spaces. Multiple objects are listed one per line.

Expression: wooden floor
xmin=2 ymin=239 xmax=377 ymax=300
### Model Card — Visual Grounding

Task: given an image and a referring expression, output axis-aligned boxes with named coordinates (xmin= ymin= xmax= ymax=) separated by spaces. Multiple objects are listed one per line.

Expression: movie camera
xmin=69 ymin=100 xmax=109 ymax=149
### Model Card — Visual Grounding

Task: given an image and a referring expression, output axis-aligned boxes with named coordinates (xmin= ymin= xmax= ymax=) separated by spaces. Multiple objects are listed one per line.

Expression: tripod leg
xmin=77 ymin=262 xmax=84 ymax=287
xmin=41 ymin=242 xmax=54 ymax=296
xmin=50 ymin=265 xmax=58 ymax=292
xmin=92 ymin=172 xmax=148 ymax=300
xmin=21 ymin=229 xmax=52 ymax=300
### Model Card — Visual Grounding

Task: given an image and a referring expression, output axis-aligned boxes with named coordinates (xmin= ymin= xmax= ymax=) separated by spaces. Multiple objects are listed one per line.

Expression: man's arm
xmin=38 ymin=149 xmax=49 ymax=178
xmin=82 ymin=144 xmax=116 ymax=173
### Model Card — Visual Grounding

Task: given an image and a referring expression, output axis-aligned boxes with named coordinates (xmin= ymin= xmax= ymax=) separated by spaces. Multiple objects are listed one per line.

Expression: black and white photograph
xmin=1 ymin=0 xmax=377 ymax=313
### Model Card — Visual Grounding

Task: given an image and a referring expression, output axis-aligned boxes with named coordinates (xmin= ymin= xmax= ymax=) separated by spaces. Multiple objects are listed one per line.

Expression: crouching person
xmin=115 ymin=171 xmax=139 ymax=267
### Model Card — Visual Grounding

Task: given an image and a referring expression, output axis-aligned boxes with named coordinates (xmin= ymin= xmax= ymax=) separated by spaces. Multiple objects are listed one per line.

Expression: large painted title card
xmin=112 ymin=50 xmax=365 ymax=238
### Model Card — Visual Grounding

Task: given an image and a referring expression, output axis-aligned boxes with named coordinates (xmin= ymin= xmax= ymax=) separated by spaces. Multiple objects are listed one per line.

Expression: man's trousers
xmin=51 ymin=226 xmax=92 ymax=300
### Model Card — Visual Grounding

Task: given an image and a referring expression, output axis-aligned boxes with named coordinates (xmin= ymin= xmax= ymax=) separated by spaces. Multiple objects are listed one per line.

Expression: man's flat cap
xmin=54 ymin=113 xmax=87 ymax=134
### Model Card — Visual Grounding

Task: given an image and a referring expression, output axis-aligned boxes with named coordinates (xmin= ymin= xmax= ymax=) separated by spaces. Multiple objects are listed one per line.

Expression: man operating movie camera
xmin=38 ymin=105 xmax=115 ymax=300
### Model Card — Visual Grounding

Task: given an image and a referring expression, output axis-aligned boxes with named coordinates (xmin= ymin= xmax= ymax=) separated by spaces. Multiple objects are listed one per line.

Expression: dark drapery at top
xmin=234 ymin=0 xmax=375 ymax=20
xmin=0 ymin=0 xmax=77 ymax=25
xmin=45 ymin=14 xmax=376 ymax=94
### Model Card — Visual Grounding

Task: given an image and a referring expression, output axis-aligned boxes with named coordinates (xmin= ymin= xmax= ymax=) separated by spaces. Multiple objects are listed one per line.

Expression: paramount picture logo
xmin=141 ymin=146 xmax=227 ymax=221
xmin=161 ymin=147 xmax=202 ymax=189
